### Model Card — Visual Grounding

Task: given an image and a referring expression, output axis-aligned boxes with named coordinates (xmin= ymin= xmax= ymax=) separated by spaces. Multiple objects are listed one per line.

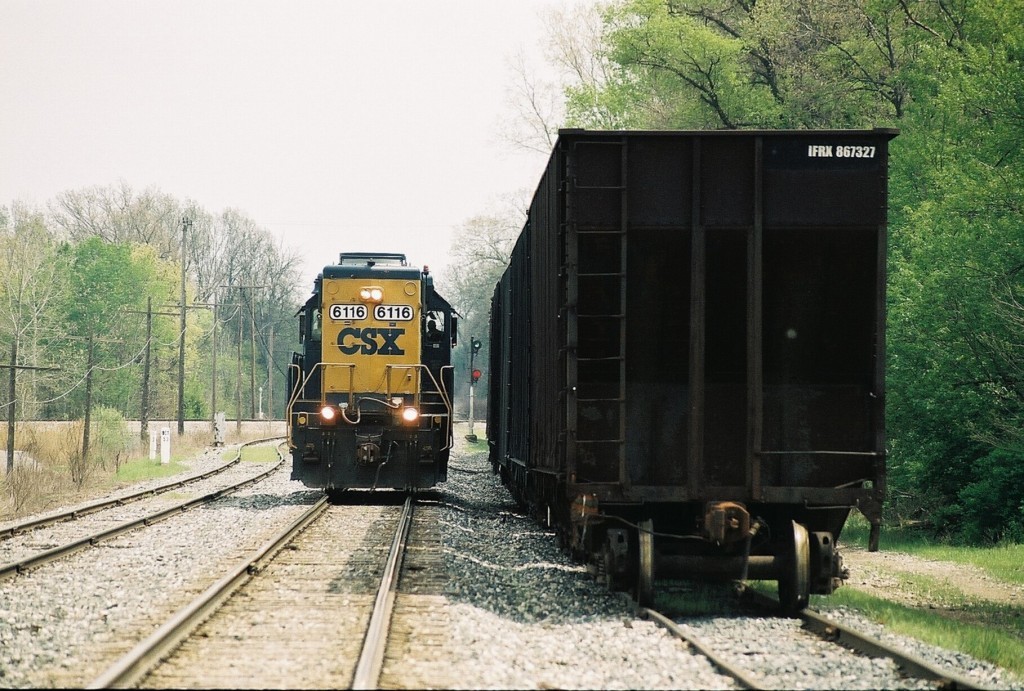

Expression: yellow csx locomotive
xmin=287 ymin=252 xmax=456 ymax=492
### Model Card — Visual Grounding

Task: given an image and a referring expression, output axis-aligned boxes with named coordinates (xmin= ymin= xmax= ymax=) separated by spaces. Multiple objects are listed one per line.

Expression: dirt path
xmin=842 ymin=545 xmax=1024 ymax=608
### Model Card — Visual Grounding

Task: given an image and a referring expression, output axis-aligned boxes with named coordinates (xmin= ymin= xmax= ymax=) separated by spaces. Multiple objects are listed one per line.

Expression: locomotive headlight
xmin=359 ymin=286 xmax=384 ymax=303
xmin=319 ymin=405 xmax=337 ymax=425
xmin=401 ymin=406 xmax=419 ymax=423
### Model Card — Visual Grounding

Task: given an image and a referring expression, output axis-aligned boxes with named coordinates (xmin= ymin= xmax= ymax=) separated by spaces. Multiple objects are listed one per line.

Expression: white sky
xmin=0 ymin=0 xmax=575 ymax=291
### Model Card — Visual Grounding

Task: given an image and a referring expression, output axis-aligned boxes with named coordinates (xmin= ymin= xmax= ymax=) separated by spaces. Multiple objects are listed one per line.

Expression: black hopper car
xmin=488 ymin=129 xmax=897 ymax=611
xmin=287 ymin=252 xmax=457 ymax=493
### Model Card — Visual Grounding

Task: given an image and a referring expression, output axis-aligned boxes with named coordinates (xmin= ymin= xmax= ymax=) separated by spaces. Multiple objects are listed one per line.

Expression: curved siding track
xmin=0 ymin=437 xmax=281 ymax=540
xmin=0 ymin=440 xmax=286 ymax=579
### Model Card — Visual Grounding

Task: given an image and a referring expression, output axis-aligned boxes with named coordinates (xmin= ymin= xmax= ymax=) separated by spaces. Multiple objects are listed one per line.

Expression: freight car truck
xmin=488 ymin=129 xmax=897 ymax=611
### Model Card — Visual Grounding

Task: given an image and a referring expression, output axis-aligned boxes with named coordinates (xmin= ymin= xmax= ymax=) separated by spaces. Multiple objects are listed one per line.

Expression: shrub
xmin=89 ymin=407 xmax=133 ymax=472
xmin=957 ymin=447 xmax=1024 ymax=544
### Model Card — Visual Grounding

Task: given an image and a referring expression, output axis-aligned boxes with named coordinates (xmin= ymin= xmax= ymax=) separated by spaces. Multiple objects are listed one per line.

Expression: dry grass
xmin=0 ymin=421 xmax=284 ymax=522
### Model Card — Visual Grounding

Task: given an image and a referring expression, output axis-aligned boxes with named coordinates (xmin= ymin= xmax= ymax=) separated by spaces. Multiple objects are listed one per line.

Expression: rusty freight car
xmin=487 ymin=129 xmax=897 ymax=611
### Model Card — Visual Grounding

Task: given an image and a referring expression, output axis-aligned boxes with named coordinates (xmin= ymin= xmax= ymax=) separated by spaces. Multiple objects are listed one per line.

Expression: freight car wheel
xmin=636 ymin=519 xmax=655 ymax=606
xmin=778 ymin=520 xmax=810 ymax=614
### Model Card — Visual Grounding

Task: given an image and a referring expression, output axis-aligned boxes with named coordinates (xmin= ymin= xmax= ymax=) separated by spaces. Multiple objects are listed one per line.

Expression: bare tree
xmin=49 ymin=183 xmax=181 ymax=258
xmin=439 ymin=193 xmax=528 ymax=340
xmin=499 ymin=48 xmax=563 ymax=153
xmin=498 ymin=3 xmax=613 ymax=152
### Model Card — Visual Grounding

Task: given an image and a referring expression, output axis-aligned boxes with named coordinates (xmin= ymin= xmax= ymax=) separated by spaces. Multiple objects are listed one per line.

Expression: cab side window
xmin=425 ymin=310 xmax=445 ymax=340
xmin=311 ymin=308 xmax=322 ymax=341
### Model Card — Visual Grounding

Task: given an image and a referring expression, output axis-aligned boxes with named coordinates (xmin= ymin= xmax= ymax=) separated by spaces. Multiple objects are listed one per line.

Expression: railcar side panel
xmin=490 ymin=129 xmax=896 ymax=605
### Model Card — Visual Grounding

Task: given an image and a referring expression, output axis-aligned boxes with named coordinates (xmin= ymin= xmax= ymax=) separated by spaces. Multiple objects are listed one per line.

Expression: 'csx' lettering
xmin=337 ymin=328 xmax=406 ymax=355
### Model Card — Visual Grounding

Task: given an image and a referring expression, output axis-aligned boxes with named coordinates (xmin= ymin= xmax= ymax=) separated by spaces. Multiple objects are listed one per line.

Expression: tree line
xmin=0 ymin=184 xmax=303 ymax=456
xmin=446 ymin=0 xmax=1024 ymax=544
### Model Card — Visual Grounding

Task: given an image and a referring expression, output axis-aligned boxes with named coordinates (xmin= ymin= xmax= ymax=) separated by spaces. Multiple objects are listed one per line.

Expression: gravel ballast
xmin=1 ymin=432 xmax=1022 ymax=689
xmin=435 ymin=436 xmax=1023 ymax=690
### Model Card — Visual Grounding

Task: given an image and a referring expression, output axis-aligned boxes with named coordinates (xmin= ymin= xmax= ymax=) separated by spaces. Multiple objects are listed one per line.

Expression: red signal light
xmin=471 ymin=369 xmax=482 ymax=383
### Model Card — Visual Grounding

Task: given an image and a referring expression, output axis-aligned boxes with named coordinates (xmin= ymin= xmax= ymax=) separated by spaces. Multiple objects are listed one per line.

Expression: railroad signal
xmin=471 ymin=337 xmax=482 ymax=354
xmin=472 ymin=368 xmax=482 ymax=383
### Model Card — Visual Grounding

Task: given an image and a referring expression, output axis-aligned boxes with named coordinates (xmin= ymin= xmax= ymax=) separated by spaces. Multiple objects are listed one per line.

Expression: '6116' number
xmin=374 ymin=304 xmax=413 ymax=321
xmin=329 ymin=304 xmax=367 ymax=320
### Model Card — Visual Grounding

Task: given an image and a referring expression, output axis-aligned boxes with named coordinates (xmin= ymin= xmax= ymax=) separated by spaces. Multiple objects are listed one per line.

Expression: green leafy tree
xmin=531 ymin=0 xmax=1024 ymax=541
xmin=884 ymin=0 xmax=1024 ymax=537
xmin=42 ymin=238 xmax=168 ymax=418
xmin=561 ymin=0 xmax=925 ymax=130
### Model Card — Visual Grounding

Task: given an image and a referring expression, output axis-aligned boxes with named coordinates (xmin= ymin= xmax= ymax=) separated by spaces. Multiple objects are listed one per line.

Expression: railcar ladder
xmin=565 ymin=137 xmax=628 ymax=487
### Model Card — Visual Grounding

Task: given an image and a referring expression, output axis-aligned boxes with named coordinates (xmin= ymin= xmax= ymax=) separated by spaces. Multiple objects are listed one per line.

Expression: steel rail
xmin=86 ymin=494 xmax=331 ymax=689
xmin=743 ymin=588 xmax=983 ymax=690
xmin=0 ymin=440 xmax=287 ymax=580
xmin=0 ymin=436 xmax=284 ymax=539
xmin=351 ymin=494 xmax=414 ymax=690
xmin=642 ymin=587 xmax=983 ymax=690
xmin=640 ymin=606 xmax=767 ymax=690
xmin=800 ymin=607 xmax=982 ymax=689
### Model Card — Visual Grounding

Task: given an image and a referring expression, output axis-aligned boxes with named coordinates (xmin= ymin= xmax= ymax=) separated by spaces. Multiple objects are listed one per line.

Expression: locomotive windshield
xmin=337 ymin=252 xmax=408 ymax=267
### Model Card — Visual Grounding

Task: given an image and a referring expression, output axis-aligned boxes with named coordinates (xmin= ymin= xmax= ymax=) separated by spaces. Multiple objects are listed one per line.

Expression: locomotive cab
xmin=287 ymin=252 xmax=455 ymax=492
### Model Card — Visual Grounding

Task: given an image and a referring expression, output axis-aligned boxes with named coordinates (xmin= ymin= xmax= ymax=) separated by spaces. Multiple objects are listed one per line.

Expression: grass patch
xmin=238 ymin=444 xmax=281 ymax=463
xmin=813 ymin=587 xmax=1024 ymax=678
xmin=744 ymin=578 xmax=1024 ymax=678
xmin=2 ymin=422 xmax=284 ymax=521
xmin=113 ymin=457 xmax=189 ymax=483
xmin=844 ymin=512 xmax=1024 ymax=587
xmin=657 ymin=580 xmax=754 ymax=617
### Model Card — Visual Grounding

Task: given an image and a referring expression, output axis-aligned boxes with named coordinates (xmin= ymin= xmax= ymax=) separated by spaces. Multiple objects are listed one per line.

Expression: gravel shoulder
xmin=4 ymin=429 xmax=1022 ymax=689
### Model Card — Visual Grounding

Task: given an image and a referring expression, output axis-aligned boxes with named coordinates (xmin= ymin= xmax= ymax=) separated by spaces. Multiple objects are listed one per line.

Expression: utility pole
xmin=124 ymin=302 xmax=189 ymax=442
xmin=267 ymin=326 xmax=274 ymax=420
xmin=220 ymin=285 xmax=266 ymax=432
xmin=7 ymin=339 xmax=15 ymax=475
xmin=248 ymin=291 xmax=256 ymax=420
xmin=2 ymin=343 xmax=59 ymax=475
xmin=141 ymin=297 xmax=152 ymax=442
xmin=178 ymin=216 xmax=191 ymax=436
xmin=236 ymin=306 xmax=242 ymax=434
xmin=212 ymin=295 xmax=218 ymax=430
xmin=83 ymin=332 xmax=95 ymax=464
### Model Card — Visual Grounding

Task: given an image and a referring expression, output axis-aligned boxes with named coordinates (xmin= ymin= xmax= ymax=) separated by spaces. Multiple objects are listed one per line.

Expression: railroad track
xmin=639 ymin=586 xmax=984 ymax=690
xmin=88 ymin=494 xmax=443 ymax=689
xmin=0 ymin=436 xmax=282 ymax=540
xmin=0 ymin=438 xmax=288 ymax=580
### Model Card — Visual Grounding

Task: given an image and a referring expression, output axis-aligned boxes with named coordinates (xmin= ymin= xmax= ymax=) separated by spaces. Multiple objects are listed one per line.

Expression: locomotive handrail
xmin=423 ymin=364 xmax=455 ymax=452
xmin=285 ymin=361 xmax=454 ymax=452
xmin=285 ymin=362 xmax=302 ymax=449
xmin=285 ymin=361 xmax=354 ymax=449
